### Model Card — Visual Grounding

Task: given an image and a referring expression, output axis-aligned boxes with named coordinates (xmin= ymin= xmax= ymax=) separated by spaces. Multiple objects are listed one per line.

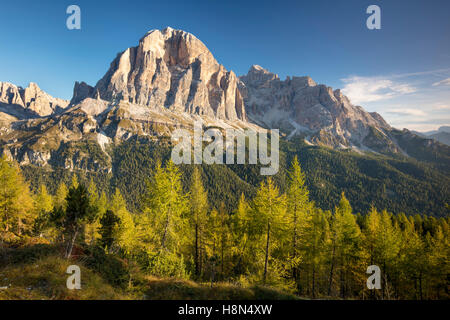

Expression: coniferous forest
xmin=0 ymin=149 xmax=448 ymax=300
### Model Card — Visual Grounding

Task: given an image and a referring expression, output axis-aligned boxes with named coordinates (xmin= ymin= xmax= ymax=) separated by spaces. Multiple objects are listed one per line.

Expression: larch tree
xmin=53 ymin=182 xmax=68 ymax=210
xmin=63 ymin=184 xmax=99 ymax=258
xmin=139 ymin=160 xmax=189 ymax=277
xmin=398 ymin=216 xmax=426 ymax=299
xmin=427 ymin=226 xmax=450 ymax=299
xmin=330 ymin=192 xmax=361 ymax=298
xmin=188 ymin=166 xmax=208 ymax=278
xmin=109 ymin=188 xmax=136 ymax=255
xmin=99 ymin=209 xmax=121 ymax=252
xmin=33 ymin=184 xmax=54 ymax=238
xmin=0 ymin=156 xmax=35 ymax=239
xmin=251 ymin=178 xmax=287 ymax=284
xmin=206 ymin=204 xmax=231 ymax=282
xmin=301 ymin=207 xmax=331 ymax=297
xmin=71 ymin=174 xmax=79 ymax=189
xmin=374 ymin=210 xmax=401 ymax=299
xmin=84 ymin=178 xmax=101 ymax=244
xmin=231 ymin=193 xmax=251 ymax=276
xmin=286 ymin=155 xmax=312 ymax=289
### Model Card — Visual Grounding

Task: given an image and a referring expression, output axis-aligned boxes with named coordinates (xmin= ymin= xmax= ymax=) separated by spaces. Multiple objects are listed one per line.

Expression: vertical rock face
xmin=0 ymin=82 xmax=69 ymax=118
xmin=94 ymin=27 xmax=246 ymax=121
xmin=239 ymin=65 xmax=393 ymax=151
xmin=0 ymin=82 xmax=24 ymax=106
xmin=70 ymin=81 xmax=98 ymax=105
xmin=21 ymin=83 xmax=69 ymax=116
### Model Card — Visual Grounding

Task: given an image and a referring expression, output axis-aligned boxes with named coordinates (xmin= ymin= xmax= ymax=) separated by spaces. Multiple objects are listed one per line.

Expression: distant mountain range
xmin=1 ymin=27 xmax=448 ymax=169
xmin=413 ymin=126 xmax=450 ymax=146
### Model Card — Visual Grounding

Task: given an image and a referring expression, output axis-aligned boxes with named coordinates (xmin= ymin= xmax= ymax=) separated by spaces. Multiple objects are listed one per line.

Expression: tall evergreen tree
xmin=329 ymin=192 xmax=361 ymax=298
xmin=286 ymin=156 xmax=312 ymax=289
xmin=33 ymin=184 xmax=54 ymax=237
xmin=63 ymin=184 xmax=99 ymax=258
xmin=206 ymin=203 xmax=231 ymax=281
xmin=251 ymin=178 xmax=287 ymax=284
xmin=138 ymin=160 xmax=189 ymax=277
xmin=188 ymin=166 xmax=208 ymax=278
xmin=99 ymin=209 xmax=120 ymax=251
xmin=84 ymin=179 xmax=101 ymax=244
xmin=231 ymin=193 xmax=251 ymax=275
xmin=0 ymin=156 xmax=35 ymax=239
xmin=109 ymin=188 xmax=136 ymax=255
xmin=53 ymin=182 xmax=68 ymax=210
xmin=141 ymin=160 xmax=189 ymax=252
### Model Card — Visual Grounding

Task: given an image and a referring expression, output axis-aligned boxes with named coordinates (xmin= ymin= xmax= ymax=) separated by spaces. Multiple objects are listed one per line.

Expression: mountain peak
xmin=240 ymin=65 xmax=279 ymax=86
xmin=94 ymin=28 xmax=246 ymax=121
xmin=249 ymin=64 xmax=268 ymax=72
xmin=0 ymin=81 xmax=68 ymax=118
xmin=239 ymin=65 xmax=393 ymax=152
xmin=141 ymin=27 xmax=194 ymax=40
xmin=248 ymin=64 xmax=277 ymax=76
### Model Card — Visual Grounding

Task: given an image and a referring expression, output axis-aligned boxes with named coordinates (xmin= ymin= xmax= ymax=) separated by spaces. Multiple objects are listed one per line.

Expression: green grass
xmin=0 ymin=244 xmax=298 ymax=300
xmin=140 ymin=277 xmax=299 ymax=300
xmin=0 ymin=254 xmax=128 ymax=300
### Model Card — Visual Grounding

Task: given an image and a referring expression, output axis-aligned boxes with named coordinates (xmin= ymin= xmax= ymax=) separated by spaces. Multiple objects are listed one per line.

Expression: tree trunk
xmin=263 ymin=221 xmax=270 ymax=285
xmin=292 ymin=210 xmax=298 ymax=287
xmin=236 ymin=237 xmax=248 ymax=274
xmin=4 ymin=205 xmax=9 ymax=232
xmin=195 ymin=223 xmax=199 ymax=277
xmin=312 ymin=265 xmax=316 ymax=298
xmin=65 ymin=227 xmax=79 ymax=259
xmin=419 ymin=271 xmax=423 ymax=300
xmin=160 ymin=213 xmax=170 ymax=250
xmin=327 ymin=242 xmax=336 ymax=296
xmin=221 ymin=235 xmax=224 ymax=278
xmin=17 ymin=218 xmax=22 ymax=236
xmin=210 ymin=261 xmax=216 ymax=288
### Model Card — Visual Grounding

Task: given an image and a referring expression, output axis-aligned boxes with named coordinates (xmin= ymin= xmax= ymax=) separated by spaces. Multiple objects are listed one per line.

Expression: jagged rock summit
xmin=91 ymin=27 xmax=246 ymax=121
xmin=0 ymin=82 xmax=68 ymax=118
xmin=239 ymin=64 xmax=394 ymax=152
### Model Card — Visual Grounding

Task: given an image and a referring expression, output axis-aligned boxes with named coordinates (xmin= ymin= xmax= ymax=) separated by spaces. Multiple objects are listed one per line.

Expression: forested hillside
xmin=20 ymin=137 xmax=450 ymax=217
xmin=1 ymin=154 xmax=448 ymax=300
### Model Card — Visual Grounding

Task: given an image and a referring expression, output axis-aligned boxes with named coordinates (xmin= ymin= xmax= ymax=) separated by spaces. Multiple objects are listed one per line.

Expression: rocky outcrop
xmin=70 ymin=81 xmax=98 ymax=105
xmin=0 ymin=82 xmax=69 ymax=118
xmin=239 ymin=65 xmax=393 ymax=152
xmin=0 ymin=82 xmax=24 ymax=106
xmin=94 ymin=27 xmax=246 ymax=121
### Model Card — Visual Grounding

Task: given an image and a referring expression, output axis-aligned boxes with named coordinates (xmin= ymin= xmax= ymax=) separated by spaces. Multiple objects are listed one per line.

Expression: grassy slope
xmin=0 ymin=244 xmax=298 ymax=300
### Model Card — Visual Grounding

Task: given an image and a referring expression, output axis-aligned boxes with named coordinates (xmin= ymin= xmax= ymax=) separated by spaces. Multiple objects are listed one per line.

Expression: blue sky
xmin=0 ymin=0 xmax=449 ymax=131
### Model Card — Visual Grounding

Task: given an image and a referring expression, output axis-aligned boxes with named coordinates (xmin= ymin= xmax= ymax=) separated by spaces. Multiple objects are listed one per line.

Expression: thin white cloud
xmin=339 ymin=69 xmax=450 ymax=132
xmin=386 ymin=108 xmax=426 ymax=117
xmin=388 ymin=67 xmax=450 ymax=79
xmin=432 ymin=78 xmax=450 ymax=86
xmin=433 ymin=104 xmax=450 ymax=110
xmin=341 ymin=76 xmax=416 ymax=104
